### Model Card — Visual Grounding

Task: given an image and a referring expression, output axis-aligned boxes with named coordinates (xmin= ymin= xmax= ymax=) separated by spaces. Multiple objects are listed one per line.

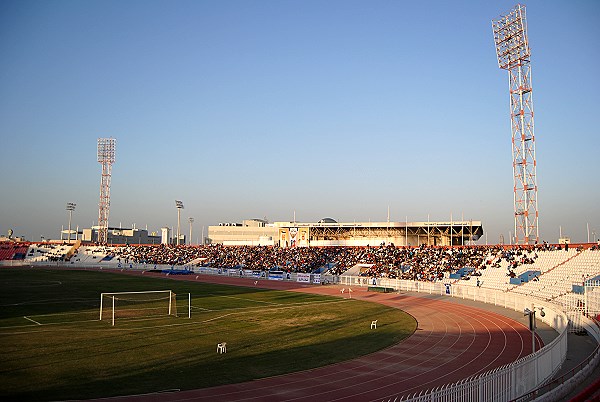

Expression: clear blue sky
xmin=1 ymin=0 xmax=598 ymax=244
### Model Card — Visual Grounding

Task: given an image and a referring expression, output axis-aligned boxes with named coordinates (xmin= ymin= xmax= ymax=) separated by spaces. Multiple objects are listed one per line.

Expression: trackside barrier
xmin=0 ymin=260 xmax=30 ymax=267
xmin=526 ymin=318 xmax=600 ymax=402
xmin=37 ymin=261 xmax=337 ymax=286
xmin=340 ymin=276 xmax=571 ymax=402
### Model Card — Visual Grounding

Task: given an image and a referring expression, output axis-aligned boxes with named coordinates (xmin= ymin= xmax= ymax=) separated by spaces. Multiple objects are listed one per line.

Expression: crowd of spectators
xmin=99 ymin=243 xmax=566 ymax=282
xmin=109 ymin=244 xmax=337 ymax=273
xmin=351 ymin=245 xmax=491 ymax=281
xmin=6 ymin=241 xmax=597 ymax=281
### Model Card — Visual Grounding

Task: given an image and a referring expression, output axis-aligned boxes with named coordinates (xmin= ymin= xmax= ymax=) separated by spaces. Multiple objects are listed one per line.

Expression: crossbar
xmin=99 ymin=290 xmax=172 ymax=321
xmin=100 ymin=290 xmax=172 ymax=296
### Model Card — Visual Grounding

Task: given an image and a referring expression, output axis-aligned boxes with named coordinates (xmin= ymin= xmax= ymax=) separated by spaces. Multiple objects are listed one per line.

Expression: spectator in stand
xmin=105 ymin=243 xmax=527 ymax=283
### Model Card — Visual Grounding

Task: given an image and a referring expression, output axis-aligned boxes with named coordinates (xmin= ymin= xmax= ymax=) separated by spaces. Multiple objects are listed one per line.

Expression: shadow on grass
xmin=1 ymin=268 xmax=417 ymax=401
xmin=8 ymin=325 xmax=415 ymax=401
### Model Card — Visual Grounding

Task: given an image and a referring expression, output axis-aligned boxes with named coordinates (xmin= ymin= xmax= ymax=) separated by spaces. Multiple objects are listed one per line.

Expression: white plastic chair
xmin=217 ymin=342 xmax=227 ymax=354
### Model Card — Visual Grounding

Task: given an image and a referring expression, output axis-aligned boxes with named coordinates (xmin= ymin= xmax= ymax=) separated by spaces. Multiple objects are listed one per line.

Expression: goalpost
xmin=99 ymin=290 xmax=190 ymax=326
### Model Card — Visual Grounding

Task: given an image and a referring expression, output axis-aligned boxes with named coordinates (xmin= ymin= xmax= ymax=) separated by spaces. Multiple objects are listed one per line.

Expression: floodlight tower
xmin=97 ymin=138 xmax=116 ymax=244
xmin=492 ymin=4 xmax=539 ymax=245
xmin=188 ymin=217 xmax=194 ymax=245
xmin=175 ymin=200 xmax=184 ymax=245
xmin=66 ymin=202 xmax=76 ymax=242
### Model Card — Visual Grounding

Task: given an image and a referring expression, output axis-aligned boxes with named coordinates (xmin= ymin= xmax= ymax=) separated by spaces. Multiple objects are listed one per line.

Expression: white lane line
xmin=23 ymin=316 xmax=42 ymax=325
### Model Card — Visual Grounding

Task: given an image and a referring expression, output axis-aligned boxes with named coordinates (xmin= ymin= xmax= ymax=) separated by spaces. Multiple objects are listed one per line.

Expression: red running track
xmin=97 ymin=271 xmax=541 ymax=402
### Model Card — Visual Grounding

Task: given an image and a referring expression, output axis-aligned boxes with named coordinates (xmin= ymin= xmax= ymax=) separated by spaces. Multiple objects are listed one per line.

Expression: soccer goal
xmin=99 ymin=290 xmax=190 ymax=326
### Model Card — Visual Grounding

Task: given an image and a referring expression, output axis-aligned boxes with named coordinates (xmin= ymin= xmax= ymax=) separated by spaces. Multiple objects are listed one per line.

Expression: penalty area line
xmin=203 ymin=313 xmax=235 ymax=323
xmin=215 ymin=294 xmax=282 ymax=305
xmin=24 ymin=316 xmax=42 ymax=325
xmin=191 ymin=305 xmax=212 ymax=311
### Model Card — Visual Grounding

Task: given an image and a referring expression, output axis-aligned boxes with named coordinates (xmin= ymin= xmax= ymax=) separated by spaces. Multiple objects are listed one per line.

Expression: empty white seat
xmin=217 ymin=342 xmax=227 ymax=354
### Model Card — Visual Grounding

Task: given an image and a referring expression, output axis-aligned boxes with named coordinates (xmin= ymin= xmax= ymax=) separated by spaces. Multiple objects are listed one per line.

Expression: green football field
xmin=0 ymin=268 xmax=416 ymax=400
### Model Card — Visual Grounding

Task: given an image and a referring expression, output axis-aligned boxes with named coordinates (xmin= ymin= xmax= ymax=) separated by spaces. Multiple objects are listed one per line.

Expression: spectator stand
xmin=0 ymin=242 xmax=29 ymax=264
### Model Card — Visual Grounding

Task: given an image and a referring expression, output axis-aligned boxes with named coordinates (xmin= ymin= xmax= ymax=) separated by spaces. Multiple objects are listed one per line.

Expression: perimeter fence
xmin=339 ymin=276 xmax=584 ymax=402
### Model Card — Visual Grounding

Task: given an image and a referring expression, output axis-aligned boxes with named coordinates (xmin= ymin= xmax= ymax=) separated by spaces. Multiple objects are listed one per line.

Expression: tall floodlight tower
xmin=188 ymin=217 xmax=194 ymax=245
xmin=66 ymin=202 xmax=76 ymax=242
xmin=492 ymin=4 xmax=539 ymax=244
xmin=175 ymin=200 xmax=184 ymax=245
xmin=97 ymin=138 xmax=116 ymax=244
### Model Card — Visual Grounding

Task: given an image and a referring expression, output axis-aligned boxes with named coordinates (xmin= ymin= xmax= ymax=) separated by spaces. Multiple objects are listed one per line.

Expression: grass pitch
xmin=0 ymin=268 xmax=416 ymax=400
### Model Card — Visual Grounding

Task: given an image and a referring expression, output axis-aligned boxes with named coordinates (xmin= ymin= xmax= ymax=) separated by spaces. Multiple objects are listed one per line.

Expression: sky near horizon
xmin=1 ymin=0 xmax=599 ymax=244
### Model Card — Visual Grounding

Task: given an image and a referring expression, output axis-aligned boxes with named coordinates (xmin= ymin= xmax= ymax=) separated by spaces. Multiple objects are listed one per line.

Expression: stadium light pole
xmin=462 ymin=214 xmax=466 ymax=246
xmin=524 ymin=306 xmax=544 ymax=353
xmin=405 ymin=216 xmax=408 ymax=246
xmin=97 ymin=138 xmax=116 ymax=244
xmin=492 ymin=4 xmax=539 ymax=245
xmin=450 ymin=212 xmax=453 ymax=247
xmin=188 ymin=217 xmax=194 ymax=245
xmin=175 ymin=200 xmax=184 ymax=245
xmin=66 ymin=202 xmax=76 ymax=243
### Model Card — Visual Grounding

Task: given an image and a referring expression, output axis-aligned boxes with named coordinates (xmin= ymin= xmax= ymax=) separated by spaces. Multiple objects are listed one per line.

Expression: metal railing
xmin=512 ymin=344 xmax=599 ymax=402
xmin=339 ymin=276 xmax=571 ymax=401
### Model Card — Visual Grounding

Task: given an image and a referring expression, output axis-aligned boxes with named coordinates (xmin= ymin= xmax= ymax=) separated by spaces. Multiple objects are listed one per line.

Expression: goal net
xmin=99 ymin=290 xmax=178 ymax=326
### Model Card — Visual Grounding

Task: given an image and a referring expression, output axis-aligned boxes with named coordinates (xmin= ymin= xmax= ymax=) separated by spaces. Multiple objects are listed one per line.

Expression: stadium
xmin=1 ymin=231 xmax=600 ymax=400
xmin=1 ymin=3 xmax=599 ymax=402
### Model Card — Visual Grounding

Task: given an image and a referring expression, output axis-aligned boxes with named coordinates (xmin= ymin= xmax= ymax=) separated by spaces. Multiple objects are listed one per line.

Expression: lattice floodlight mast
xmin=97 ymin=138 xmax=116 ymax=244
xmin=492 ymin=4 xmax=539 ymax=245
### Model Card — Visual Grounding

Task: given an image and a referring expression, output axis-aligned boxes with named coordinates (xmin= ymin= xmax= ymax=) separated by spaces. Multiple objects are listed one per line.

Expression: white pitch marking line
xmin=203 ymin=313 xmax=235 ymax=323
xmin=218 ymin=295 xmax=280 ymax=305
xmin=191 ymin=305 xmax=212 ymax=311
xmin=24 ymin=316 xmax=42 ymax=325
